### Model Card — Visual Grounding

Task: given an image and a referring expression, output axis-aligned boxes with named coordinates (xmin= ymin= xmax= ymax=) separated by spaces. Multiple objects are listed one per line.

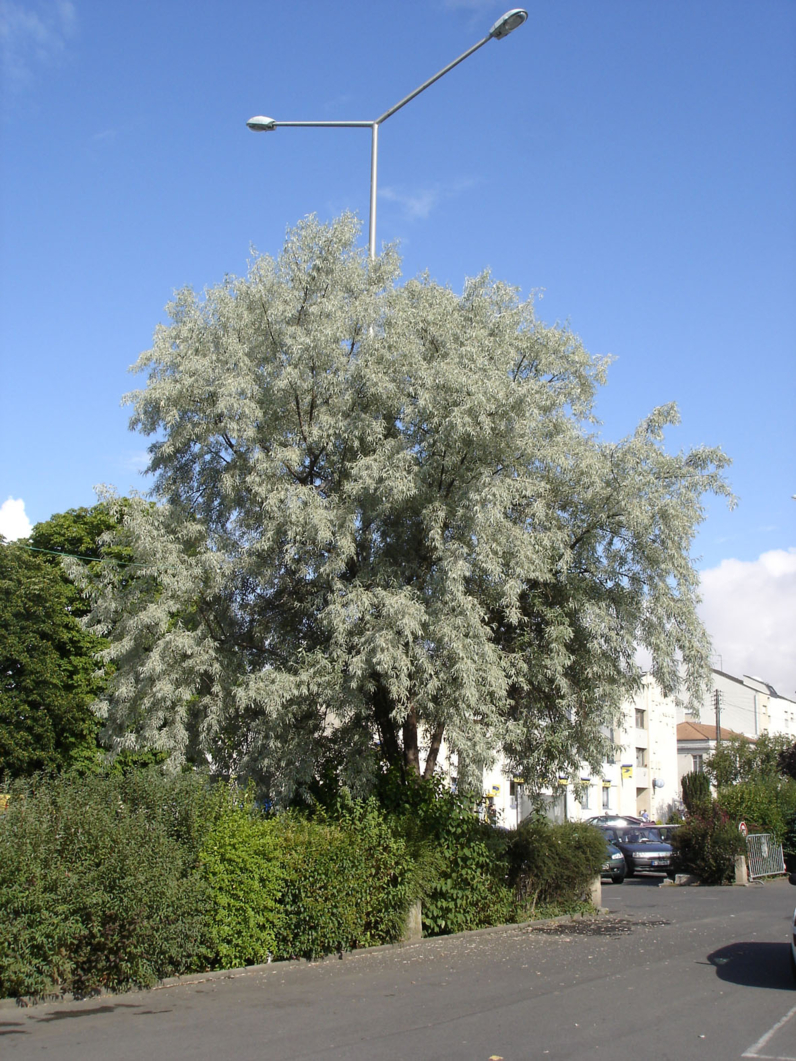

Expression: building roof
xmin=676 ymin=721 xmax=745 ymax=743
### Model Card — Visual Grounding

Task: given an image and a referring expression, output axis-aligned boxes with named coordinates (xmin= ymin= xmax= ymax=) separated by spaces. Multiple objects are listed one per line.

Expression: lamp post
xmin=247 ymin=9 xmax=528 ymax=259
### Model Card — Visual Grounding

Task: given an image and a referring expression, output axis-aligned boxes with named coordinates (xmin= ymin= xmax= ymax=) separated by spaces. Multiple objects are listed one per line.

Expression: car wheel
xmin=614 ymin=874 xmax=625 ymax=885
xmin=791 ymin=946 xmax=796 ymax=983
xmin=625 ymin=865 xmax=635 ymax=878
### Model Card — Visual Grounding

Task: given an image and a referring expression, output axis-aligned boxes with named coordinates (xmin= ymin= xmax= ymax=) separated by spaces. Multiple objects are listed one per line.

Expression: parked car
xmin=595 ymin=825 xmax=675 ymax=878
xmin=587 ymin=815 xmax=643 ymax=828
xmin=790 ymin=873 xmax=796 ymax=981
xmin=601 ymin=841 xmax=627 ymax=884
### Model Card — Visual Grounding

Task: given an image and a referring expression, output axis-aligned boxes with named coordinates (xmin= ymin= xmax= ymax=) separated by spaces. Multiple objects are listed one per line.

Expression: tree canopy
xmin=705 ymin=732 xmax=796 ymax=788
xmin=77 ymin=215 xmax=731 ymax=802
xmin=0 ymin=504 xmax=128 ymax=779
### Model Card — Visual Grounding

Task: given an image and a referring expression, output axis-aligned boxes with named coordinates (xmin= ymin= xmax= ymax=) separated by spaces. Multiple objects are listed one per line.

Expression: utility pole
xmin=714 ymin=689 xmax=722 ymax=746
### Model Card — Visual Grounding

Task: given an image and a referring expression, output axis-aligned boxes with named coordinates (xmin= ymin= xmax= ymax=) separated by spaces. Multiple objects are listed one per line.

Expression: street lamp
xmin=247 ymin=9 xmax=528 ymax=259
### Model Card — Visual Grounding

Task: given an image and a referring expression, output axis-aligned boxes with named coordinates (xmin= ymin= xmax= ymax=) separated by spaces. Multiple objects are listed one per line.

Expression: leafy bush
xmin=199 ymin=803 xmax=284 ymax=969
xmin=783 ymin=810 xmax=796 ymax=872
xmin=681 ymin=771 xmax=711 ymax=815
xmin=671 ymin=804 xmax=745 ymax=884
xmin=706 ymin=733 xmax=795 ymax=788
xmin=377 ymin=772 xmax=514 ymax=936
xmin=418 ymin=814 xmax=514 ymax=936
xmin=504 ymin=818 xmax=605 ymax=917
xmin=272 ymin=798 xmax=417 ymax=959
xmin=716 ymin=778 xmax=796 ymax=844
xmin=0 ymin=769 xmax=217 ymax=999
xmin=778 ymin=742 xmax=796 ymax=782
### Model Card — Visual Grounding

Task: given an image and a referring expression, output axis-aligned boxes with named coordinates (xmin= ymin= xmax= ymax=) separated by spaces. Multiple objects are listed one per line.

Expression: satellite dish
xmin=653 ymin=778 xmax=665 ymax=789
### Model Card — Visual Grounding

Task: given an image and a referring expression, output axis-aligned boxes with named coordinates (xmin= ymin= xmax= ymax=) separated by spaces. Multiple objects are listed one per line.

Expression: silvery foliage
xmin=76 ymin=215 xmax=731 ymax=802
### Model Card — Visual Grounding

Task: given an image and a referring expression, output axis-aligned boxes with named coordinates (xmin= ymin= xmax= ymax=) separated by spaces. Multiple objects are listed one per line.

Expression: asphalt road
xmin=3 ymin=875 xmax=795 ymax=1061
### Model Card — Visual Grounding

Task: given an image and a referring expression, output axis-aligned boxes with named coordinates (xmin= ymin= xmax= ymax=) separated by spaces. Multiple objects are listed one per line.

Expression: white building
xmin=676 ymin=670 xmax=796 ymax=742
xmin=479 ymin=667 xmax=795 ymax=827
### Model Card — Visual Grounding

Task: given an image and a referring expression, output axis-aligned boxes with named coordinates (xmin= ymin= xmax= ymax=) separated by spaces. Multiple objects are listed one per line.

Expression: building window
xmin=580 ymin=786 xmax=590 ymax=809
xmin=692 ymin=754 xmax=704 ymax=773
xmin=635 ymin=747 xmax=647 ymax=768
xmin=602 ymin=786 xmax=610 ymax=810
xmin=635 ymin=708 xmax=646 ymax=729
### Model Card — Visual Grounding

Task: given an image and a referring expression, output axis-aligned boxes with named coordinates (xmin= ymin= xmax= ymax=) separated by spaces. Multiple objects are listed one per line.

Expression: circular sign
xmin=739 ymin=821 xmax=748 ymax=838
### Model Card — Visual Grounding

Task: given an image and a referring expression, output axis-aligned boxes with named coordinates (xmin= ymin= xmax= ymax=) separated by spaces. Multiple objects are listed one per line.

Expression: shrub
xmin=199 ymin=802 xmax=284 ymax=969
xmin=419 ymin=815 xmax=514 ymax=936
xmin=272 ymin=798 xmax=417 ymax=959
xmin=705 ymin=733 xmax=795 ymax=787
xmin=784 ymin=810 xmax=796 ymax=872
xmin=716 ymin=778 xmax=796 ymax=844
xmin=504 ymin=818 xmax=605 ymax=917
xmin=377 ymin=773 xmax=514 ymax=936
xmin=681 ymin=771 xmax=711 ymax=815
xmin=671 ymin=804 xmax=745 ymax=884
xmin=0 ymin=769 xmax=215 ymax=1000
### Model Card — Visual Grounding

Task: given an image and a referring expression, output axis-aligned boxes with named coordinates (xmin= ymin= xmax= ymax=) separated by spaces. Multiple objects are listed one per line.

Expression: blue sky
xmin=1 ymin=0 xmax=794 ymax=689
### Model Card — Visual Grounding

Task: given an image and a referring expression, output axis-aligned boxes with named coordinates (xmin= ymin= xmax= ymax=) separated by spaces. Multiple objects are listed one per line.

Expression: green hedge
xmin=0 ymin=770 xmax=216 ymax=999
xmin=504 ymin=819 xmax=605 ymax=917
xmin=199 ymin=806 xmax=284 ymax=968
xmin=0 ymin=769 xmax=609 ymax=1000
xmin=376 ymin=773 xmax=515 ymax=936
xmin=272 ymin=800 xmax=416 ymax=958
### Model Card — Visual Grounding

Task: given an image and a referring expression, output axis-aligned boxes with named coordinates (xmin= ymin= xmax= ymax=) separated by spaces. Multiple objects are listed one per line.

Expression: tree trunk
xmin=372 ymin=677 xmax=402 ymax=774
xmin=402 ymin=703 xmax=420 ymax=778
xmin=423 ymin=722 xmax=445 ymax=780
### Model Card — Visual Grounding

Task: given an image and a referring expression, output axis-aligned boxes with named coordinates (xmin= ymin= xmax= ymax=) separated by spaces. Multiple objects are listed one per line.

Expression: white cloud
xmin=698 ymin=547 xmax=796 ymax=699
xmin=122 ymin=450 xmax=150 ymax=473
xmin=381 ymin=177 xmax=478 ymax=223
xmin=0 ymin=497 xmax=33 ymax=541
xmin=0 ymin=0 xmax=77 ymax=92
xmin=380 ymin=186 xmax=441 ymax=221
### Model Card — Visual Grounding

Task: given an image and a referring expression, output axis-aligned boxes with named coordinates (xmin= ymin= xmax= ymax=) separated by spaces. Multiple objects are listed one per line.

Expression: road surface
xmin=2 ymin=875 xmax=794 ymax=1060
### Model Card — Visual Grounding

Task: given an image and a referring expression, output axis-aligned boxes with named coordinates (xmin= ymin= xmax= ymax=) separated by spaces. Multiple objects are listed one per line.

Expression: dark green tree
xmin=681 ymin=770 xmax=711 ymax=815
xmin=0 ymin=503 xmax=129 ymax=779
xmin=0 ymin=542 xmax=103 ymax=777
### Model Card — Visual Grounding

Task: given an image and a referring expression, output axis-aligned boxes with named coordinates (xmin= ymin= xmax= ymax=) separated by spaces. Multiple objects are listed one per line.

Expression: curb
xmin=0 ymin=907 xmax=611 ymax=1011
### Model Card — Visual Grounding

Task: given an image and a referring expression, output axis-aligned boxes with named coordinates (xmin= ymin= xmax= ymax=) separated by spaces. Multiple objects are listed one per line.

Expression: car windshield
xmin=615 ymin=827 xmax=664 ymax=843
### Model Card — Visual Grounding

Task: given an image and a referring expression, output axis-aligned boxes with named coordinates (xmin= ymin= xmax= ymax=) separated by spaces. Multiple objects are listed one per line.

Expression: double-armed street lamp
xmin=247 ymin=9 xmax=528 ymax=259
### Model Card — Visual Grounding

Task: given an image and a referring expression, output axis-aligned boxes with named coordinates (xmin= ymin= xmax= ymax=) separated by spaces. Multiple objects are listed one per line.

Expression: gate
xmin=745 ymin=833 xmax=786 ymax=880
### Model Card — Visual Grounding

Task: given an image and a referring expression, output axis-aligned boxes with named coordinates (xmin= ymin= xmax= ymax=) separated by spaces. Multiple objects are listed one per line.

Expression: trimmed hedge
xmin=199 ymin=806 xmax=284 ymax=968
xmin=505 ymin=818 xmax=606 ymax=917
xmin=0 ymin=769 xmax=607 ymax=1000
xmin=272 ymin=800 xmax=417 ymax=958
xmin=0 ymin=770 xmax=216 ymax=999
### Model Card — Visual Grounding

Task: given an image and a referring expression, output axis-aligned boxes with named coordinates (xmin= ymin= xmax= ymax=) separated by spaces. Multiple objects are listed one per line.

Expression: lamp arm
xmin=374 ymin=35 xmax=492 ymax=126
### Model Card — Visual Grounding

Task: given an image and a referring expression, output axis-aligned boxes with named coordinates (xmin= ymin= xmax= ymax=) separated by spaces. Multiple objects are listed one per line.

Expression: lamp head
xmin=489 ymin=8 xmax=528 ymax=39
xmin=246 ymin=116 xmax=277 ymax=132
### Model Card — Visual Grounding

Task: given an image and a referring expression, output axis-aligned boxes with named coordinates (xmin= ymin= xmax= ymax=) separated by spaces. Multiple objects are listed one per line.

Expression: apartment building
xmin=479 ymin=667 xmax=795 ymax=827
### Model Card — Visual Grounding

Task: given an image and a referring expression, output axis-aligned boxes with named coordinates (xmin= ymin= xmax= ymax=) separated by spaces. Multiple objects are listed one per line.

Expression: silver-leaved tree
xmin=78 ymin=215 xmax=731 ymax=803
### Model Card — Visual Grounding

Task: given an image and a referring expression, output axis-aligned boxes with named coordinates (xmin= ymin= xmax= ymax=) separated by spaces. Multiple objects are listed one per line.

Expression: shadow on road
xmin=705 ymin=941 xmax=794 ymax=990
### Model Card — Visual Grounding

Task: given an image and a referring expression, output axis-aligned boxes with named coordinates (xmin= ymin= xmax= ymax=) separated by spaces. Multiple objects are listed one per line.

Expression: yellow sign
xmin=621 ymin=765 xmax=633 ymax=779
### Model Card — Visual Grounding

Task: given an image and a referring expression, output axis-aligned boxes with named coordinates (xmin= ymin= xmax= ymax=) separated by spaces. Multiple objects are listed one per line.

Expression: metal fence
xmin=745 ymin=833 xmax=786 ymax=880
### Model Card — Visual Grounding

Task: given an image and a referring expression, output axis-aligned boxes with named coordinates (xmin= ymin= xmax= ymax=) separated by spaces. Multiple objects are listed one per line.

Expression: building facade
xmin=479 ymin=667 xmax=795 ymax=827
